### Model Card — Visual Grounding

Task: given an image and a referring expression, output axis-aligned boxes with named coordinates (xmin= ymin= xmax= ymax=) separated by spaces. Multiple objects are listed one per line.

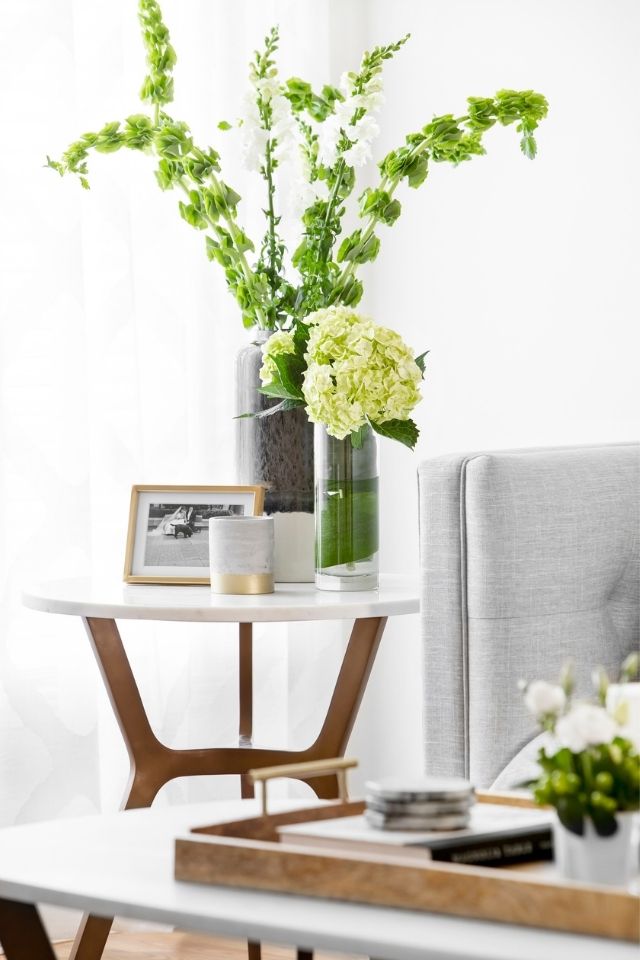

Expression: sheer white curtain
xmin=0 ymin=0 xmax=375 ymax=848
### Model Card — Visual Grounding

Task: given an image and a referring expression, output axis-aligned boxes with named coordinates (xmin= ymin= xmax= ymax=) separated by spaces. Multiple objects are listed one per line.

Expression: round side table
xmin=23 ymin=576 xmax=418 ymax=960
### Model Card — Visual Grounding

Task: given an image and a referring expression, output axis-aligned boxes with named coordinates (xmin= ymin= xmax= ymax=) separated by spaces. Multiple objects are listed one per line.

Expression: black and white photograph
xmin=144 ymin=501 xmax=245 ymax=567
xmin=124 ymin=485 xmax=264 ymax=583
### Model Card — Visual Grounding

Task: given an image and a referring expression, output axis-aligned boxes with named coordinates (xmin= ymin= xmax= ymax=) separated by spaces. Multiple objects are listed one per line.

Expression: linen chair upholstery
xmin=418 ymin=443 xmax=640 ymax=788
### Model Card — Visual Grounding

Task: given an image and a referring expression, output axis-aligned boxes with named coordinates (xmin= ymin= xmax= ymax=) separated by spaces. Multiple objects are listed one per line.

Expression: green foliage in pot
xmin=521 ymin=655 xmax=640 ymax=836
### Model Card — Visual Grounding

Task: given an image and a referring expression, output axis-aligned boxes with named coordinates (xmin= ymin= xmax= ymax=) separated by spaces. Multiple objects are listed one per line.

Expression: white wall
xmin=347 ymin=0 xmax=640 ymax=786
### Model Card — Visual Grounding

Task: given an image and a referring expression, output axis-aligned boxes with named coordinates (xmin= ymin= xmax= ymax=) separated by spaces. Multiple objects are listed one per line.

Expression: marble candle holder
xmin=209 ymin=516 xmax=274 ymax=594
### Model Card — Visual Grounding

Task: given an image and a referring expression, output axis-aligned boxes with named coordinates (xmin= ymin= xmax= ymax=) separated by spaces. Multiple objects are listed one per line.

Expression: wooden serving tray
xmin=174 ymin=762 xmax=639 ymax=943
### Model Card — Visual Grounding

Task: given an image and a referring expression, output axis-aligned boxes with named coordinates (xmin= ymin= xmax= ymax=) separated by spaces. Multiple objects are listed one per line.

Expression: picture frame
xmin=123 ymin=484 xmax=265 ymax=585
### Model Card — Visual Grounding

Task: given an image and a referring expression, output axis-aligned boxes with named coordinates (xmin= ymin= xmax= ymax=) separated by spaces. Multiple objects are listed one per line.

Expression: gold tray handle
xmin=248 ymin=757 xmax=358 ymax=817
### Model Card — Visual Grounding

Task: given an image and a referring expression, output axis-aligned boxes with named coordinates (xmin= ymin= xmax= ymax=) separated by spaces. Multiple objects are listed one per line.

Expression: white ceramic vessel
xmin=553 ymin=811 xmax=639 ymax=887
xmin=209 ymin=516 xmax=274 ymax=594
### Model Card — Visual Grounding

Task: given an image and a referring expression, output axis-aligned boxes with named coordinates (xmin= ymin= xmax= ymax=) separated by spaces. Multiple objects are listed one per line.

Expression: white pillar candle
xmin=209 ymin=516 xmax=274 ymax=595
xmin=606 ymin=682 xmax=640 ymax=751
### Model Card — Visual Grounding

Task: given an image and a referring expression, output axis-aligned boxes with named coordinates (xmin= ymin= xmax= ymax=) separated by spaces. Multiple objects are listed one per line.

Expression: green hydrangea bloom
xmin=302 ymin=306 xmax=422 ymax=439
xmin=259 ymin=330 xmax=296 ymax=384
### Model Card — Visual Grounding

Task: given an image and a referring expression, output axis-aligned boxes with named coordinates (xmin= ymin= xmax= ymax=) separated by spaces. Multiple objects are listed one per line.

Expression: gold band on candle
xmin=209 ymin=572 xmax=274 ymax=595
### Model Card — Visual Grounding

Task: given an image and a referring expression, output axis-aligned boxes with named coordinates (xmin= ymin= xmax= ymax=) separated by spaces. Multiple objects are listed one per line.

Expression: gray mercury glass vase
xmin=235 ymin=330 xmax=314 ymax=582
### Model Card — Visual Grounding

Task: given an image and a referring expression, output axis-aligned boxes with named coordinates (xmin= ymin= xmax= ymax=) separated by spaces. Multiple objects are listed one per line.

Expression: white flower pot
xmin=553 ymin=811 xmax=639 ymax=887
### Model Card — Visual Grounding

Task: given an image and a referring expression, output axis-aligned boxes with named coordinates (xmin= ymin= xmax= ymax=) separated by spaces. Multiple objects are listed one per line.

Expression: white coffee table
xmin=0 ymin=799 xmax=635 ymax=960
xmin=22 ymin=577 xmax=418 ymax=959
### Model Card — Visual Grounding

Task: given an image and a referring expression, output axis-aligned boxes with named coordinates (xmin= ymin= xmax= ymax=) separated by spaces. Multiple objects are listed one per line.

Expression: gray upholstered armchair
xmin=418 ymin=443 xmax=639 ymax=788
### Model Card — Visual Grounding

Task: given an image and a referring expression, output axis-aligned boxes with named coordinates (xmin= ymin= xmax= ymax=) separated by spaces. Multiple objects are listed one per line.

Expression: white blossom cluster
xmin=240 ymin=76 xmax=298 ymax=174
xmin=239 ymin=72 xmax=327 ymax=220
xmin=316 ymin=71 xmax=384 ymax=170
xmin=238 ymin=65 xmax=385 ymax=223
xmin=524 ymin=679 xmax=640 ymax=754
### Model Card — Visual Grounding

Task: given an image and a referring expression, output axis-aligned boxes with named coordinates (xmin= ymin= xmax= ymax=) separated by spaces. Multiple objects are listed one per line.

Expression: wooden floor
xmin=52 ymin=932 xmax=357 ymax=959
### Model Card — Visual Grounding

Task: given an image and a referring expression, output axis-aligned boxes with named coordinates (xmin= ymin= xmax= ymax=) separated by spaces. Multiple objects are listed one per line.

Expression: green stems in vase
xmin=314 ymin=425 xmax=379 ymax=591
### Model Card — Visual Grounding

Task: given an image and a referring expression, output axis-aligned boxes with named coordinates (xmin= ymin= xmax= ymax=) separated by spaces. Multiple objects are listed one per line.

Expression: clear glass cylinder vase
xmin=314 ymin=424 xmax=379 ymax=591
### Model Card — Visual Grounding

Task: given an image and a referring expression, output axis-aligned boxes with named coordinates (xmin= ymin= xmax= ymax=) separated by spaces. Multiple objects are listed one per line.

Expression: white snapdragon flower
xmin=359 ymin=75 xmax=385 ymax=111
xmin=256 ymin=75 xmax=280 ymax=102
xmin=241 ymin=124 xmax=268 ymax=172
xmin=524 ymin=681 xmax=566 ymax=719
xmin=288 ymin=174 xmax=328 ymax=219
xmin=317 ymin=115 xmax=342 ymax=168
xmin=334 ymin=97 xmax=356 ymax=127
xmin=353 ymin=114 xmax=380 ymax=143
xmin=342 ymin=139 xmax=372 ymax=168
xmin=339 ymin=71 xmax=355 ymax=97
xmin=270 ymin=94 xmax=299 ymax=160
xmin=316 ymin=73 xmax=384 ymax=171
xmin=240 ymin=83 xmax=299 ymax=172
xmin=555 ymin=704 xmax=618 ymax=754
xmin=240 ymin=92 xmax=268 ymax=171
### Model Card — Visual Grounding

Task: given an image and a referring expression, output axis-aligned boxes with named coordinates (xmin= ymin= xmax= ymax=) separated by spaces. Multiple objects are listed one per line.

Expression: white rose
xmin=524 ymin=680 xmax=566 ymax=718
xmin=556 ymin=704 xmax=618 ymax=754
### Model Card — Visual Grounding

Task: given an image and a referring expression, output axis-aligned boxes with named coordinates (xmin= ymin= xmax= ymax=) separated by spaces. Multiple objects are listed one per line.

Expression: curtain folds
xmin=0 ymin=0 xmax=370 ymax=844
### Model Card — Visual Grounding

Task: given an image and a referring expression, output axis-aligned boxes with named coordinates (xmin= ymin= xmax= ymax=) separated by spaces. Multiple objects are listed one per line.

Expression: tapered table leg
xmin=306 ymin=616 xmax=387 ymax=798
xmin=239 ymin=622 xmax=255 ymax=800
xmin=240 ymin=624 xmax=258 ymax=960
xmin=0 ymin=899 xmax=56 ymax=960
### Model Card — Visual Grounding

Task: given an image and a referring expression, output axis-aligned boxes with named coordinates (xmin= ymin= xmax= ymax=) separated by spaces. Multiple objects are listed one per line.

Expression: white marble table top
xmin=22 ymin=576 xmax=419 ymax=623
xmin=0 ymin=799 xmax=634 ymax=960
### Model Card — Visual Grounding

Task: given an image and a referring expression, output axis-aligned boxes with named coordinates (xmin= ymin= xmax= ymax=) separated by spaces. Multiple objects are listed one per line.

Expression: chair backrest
xmin=418 ymin=443 xmax=639 ymax=787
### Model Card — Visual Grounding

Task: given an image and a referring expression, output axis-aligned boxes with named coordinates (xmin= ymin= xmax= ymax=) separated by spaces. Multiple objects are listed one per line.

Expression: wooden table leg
xmin=240 ymin=624 xmax=258 ymax=960
xmin=239 ymin=623 xmax=255 ymax=800
xmin=69 ymin=617 xmax=174 ymax=960
xmin=70 ymin=614 xmax=387 ymax=960
xmin=0 ymin=899 xmax=56 ymax=959
xmin=305 ymin=616 xmax=387 ymax=798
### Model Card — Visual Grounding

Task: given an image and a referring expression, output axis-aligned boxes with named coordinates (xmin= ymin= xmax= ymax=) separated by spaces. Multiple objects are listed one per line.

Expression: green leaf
xmin=235 ymin=398 xmax=305 ymax=420
xmin=415 ymin=350 xmax=429 ymax=377
xmin=370 ymin=418 xmax=419 ymax=450
xmin=590 ymin=809 xmax=618 ymax=838
xmin=557 ymin=795 xmax=584 ymax=836
xmin=178 ymin=201 xmax=207 ymax=230
xmin=350 ymin=425 xmax=366 ymax=449
xmin=337 ymin=231 xmax=380 ymax=265
xmin=337 ymin=230 xmax=361 ymax=263
xmin=272 ymin=352 xmax=305 ymax=399
xmin=406 ymin=154 xmax=429 ymax=188
xmin=258 ymin=381 xmax=301 ymax=401
xmin=217 ymin=120 xmax=232 ymax=131
xmin=46 ymin=155 xmax=63 ymax=175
